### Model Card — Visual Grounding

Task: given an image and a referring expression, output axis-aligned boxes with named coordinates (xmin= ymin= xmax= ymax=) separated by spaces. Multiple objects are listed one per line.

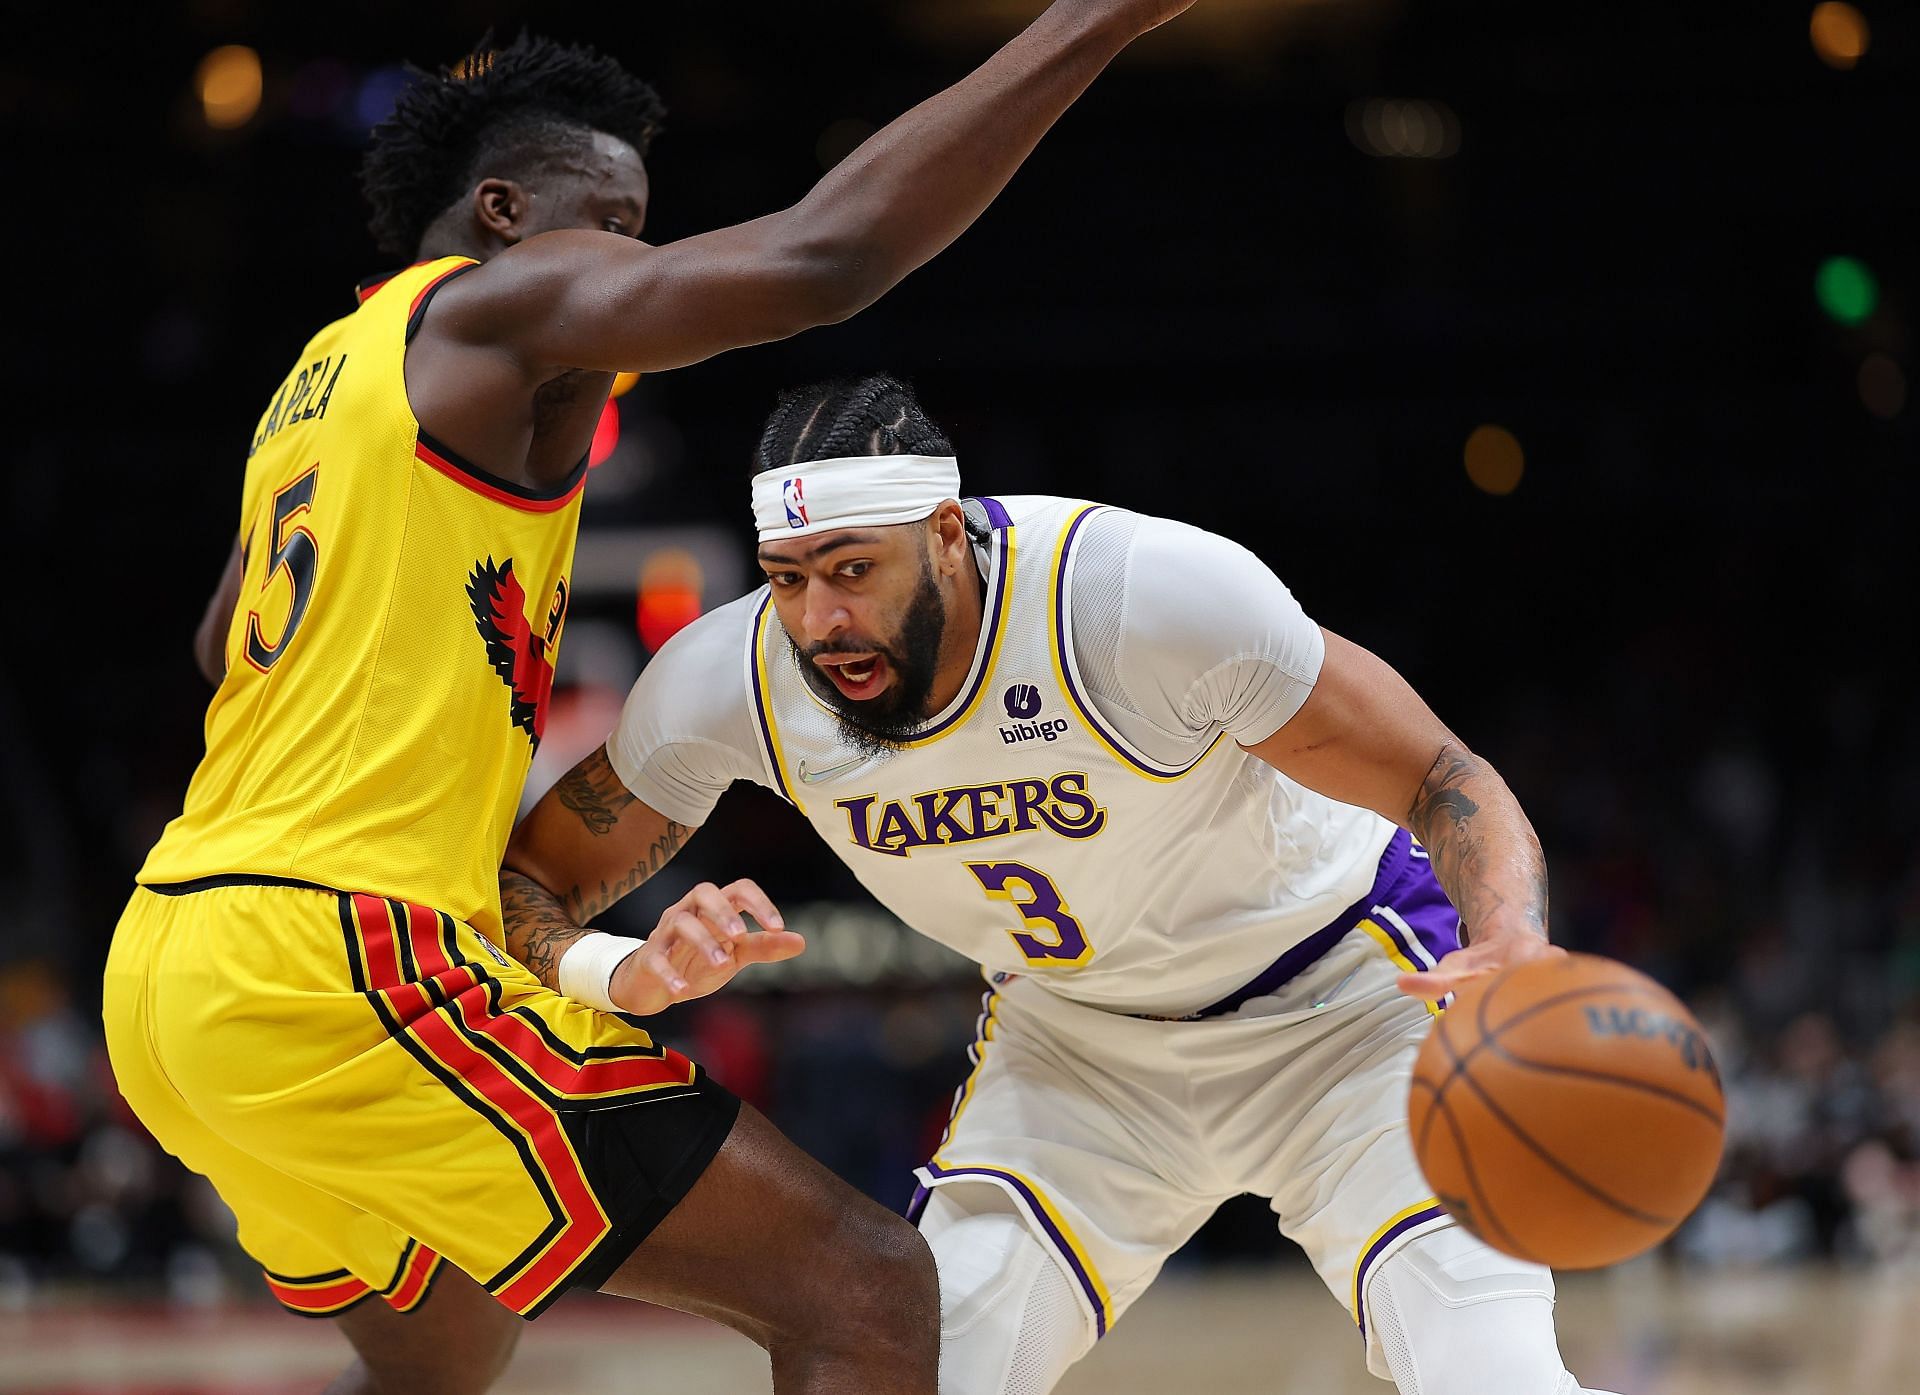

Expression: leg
xmin=326 ymin=1265 xmax=521 ymax=1395
xmin=918 ymin=1185 xmax=1094 ymax=1395
xmin=600 ymin=1102 xmax=940 ymax=1394
xmin=1364 ymin=1228 xmax=1619 ymax=1395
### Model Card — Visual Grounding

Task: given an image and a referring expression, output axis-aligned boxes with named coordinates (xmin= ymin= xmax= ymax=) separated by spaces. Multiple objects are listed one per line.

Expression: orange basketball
xmin=1408 ymin=952 xmax=1725 ymax=1269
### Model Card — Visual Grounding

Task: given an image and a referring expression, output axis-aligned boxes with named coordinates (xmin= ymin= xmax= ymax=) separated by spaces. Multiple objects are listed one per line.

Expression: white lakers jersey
xmin=608 ymin=495 xmax=1395 ymax=1018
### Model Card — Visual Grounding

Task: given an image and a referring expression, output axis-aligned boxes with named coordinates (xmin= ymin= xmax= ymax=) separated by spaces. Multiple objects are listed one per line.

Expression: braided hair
xmin=360 ymin=32 xmax=666 ymax=260
xmin=754 ymin=373 xmax=956 ymax=471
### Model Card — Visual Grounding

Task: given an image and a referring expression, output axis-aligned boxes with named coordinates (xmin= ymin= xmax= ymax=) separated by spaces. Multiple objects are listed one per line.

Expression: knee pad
xmin=918 ymin=1185 xmax=1094 ymax=1395
xmin=1363 ymin=1226 xmax=1570 ymax=1395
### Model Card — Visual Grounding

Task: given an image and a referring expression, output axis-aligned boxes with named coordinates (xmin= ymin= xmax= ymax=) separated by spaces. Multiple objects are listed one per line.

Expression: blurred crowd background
xmin=3 ymin=0 xmax=1916 ymax=1309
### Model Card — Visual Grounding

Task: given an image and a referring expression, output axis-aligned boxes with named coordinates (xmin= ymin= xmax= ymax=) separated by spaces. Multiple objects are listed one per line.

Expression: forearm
xmin=499 ymin=868 xmax=593 ymax=993
xmin=781 ymin=2 xmax=1142 ymax=308
xmin=1406 ymin=740 xmax=1549 ymax=946
xmin=499 ymin=746 xmax=696 ymax=990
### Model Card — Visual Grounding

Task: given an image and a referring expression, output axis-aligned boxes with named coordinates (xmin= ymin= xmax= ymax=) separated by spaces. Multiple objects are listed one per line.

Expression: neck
xmin=921 ymin=549 xmax=990 ymax=716
xmin=416 ymin=216 xmax=504 ymax=266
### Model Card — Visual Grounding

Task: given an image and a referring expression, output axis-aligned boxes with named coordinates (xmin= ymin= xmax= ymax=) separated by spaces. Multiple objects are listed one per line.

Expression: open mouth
xmin=816 ymin=653 xmax=890 ymax=701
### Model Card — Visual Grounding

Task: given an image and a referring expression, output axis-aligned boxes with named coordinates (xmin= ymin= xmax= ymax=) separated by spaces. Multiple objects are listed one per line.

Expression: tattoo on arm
xmin=555 ymin=748 xmax=637 ymax=836
xmin=500 ymin=869 xmax=589 ymax=993
xmin=1407 ymin=740 xmax=1548 ymax=945
xmin=558 ymin=819 xmax=692 ymax=925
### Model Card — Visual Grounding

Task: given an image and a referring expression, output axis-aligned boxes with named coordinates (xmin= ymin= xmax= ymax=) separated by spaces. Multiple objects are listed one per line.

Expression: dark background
xmin=2 ymin=0 xmax=1915 ymax=1302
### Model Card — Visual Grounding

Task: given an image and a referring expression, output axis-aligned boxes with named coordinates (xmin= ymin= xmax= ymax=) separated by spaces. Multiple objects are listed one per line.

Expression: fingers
xmin=720 ymin=878 xmax=785 ymax=932
xmin=730 ymin=929 xmax=808 ymax=965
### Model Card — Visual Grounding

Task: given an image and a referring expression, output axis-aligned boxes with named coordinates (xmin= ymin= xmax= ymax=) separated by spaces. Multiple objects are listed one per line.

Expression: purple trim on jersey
xmin=1355 ymin=1203 xmax=1449 ymax=1339
xmin=907 ymin=520 xmax=1013 ymax=742
xmin=1052 ymin=505 xmax=1214 ymax=780
xmin=917 ymin=1161 xmax=1111 ymax=1337
xmin=748 ymin=595 xmax=799 ymax=806
xmin=1190 ymin=829 xmax=1460 ymax=1019
xmin=905 ymin=1181 xmax=931 ymax=1224
xmin=972 ymin=495 xmax=1013 ymax=530
xmin=1387 ymin=847 xmax=1463 ymax=966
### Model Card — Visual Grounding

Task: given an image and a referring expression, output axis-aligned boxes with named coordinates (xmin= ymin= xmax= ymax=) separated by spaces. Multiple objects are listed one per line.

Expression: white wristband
xmin=557 ymin=931 xmax=646 ymax=1013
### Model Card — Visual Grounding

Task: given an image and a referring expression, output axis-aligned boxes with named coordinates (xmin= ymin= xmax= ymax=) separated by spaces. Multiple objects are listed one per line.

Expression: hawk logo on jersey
xmin=467 ymin=557 xmax=567 ymax=747
xmin=782 ymin=478 xmax=808 ymax=529
xmin=835 ymin=772 xmax=1106 ymax=859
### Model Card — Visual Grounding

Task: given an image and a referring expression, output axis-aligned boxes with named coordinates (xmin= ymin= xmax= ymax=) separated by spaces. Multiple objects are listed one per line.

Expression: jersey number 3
xmin=245 ymin=464 xmax=319 ymax=672
xmin=964 ymin=861 xmax=1094 ymax=966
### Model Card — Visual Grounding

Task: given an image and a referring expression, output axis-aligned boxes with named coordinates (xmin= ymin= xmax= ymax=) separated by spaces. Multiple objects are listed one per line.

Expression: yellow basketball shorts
xmin=102 ymin=878 xmax=739 ymax=1320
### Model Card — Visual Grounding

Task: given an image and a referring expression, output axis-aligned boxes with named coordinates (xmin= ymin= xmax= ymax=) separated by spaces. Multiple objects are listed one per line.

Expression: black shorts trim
xmin=531 ymin=1075 xmax=744 ymax=1318
xmin=142 ymin=873 xmax=336 ymax=897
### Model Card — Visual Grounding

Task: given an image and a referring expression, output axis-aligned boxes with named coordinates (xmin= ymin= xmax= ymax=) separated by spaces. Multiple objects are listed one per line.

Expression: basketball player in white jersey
xmin=500 ymin=374 xmax=1622 ymax=1395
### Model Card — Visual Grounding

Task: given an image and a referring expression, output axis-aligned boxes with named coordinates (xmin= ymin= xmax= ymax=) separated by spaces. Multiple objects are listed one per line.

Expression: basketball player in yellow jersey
xmin=105 ymin=11 xmax=1198 ymax=1392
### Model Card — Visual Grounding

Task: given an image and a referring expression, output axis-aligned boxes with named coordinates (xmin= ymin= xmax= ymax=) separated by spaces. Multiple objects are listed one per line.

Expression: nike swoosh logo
xmin=796 ymin=755 xmax=866 ymax=785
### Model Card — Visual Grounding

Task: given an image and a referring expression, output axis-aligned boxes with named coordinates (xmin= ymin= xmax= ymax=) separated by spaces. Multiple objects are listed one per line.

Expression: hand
xmin=1396 ymin=930 xmax=1564 ymax=1003
xmin=609 ymin=879 xmax=806 ymax=1016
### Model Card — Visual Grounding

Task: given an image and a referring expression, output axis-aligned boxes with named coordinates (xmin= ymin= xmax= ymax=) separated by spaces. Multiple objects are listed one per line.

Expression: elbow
xmin=768 ymin=228 xmax=899 ymax=328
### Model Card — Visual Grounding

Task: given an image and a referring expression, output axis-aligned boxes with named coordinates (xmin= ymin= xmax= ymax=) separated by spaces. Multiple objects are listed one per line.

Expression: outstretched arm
xmin=1243 ymin=630 xmax=1559 ymax=1000
xmin=502 ymin=745 xmax=803 ymax=1015
xmin=437 ymin=0 xmax=1198 ymax=377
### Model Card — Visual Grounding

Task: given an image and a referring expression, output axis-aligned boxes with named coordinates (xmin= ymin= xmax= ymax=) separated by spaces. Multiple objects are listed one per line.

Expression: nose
xmin=800 ymin=581 xmax=849 ymax=645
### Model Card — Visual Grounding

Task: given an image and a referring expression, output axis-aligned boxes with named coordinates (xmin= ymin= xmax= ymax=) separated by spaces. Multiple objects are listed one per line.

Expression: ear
xmin=928 ymin=501 xmax=971 ymax=576
xmin=470 ymin=177 xmax=531 ymax=247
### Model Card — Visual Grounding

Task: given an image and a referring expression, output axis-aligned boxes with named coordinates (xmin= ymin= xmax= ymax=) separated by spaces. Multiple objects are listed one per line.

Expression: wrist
xmin=557 ymin=931 xmax=646 ymax=1012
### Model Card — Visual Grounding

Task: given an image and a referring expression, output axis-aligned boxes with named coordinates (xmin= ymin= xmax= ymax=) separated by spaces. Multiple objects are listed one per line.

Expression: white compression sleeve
xmin=1364 ymin=1227 xmax=1618 ymax=1395
xmin=919 ymin=1186 xmax=1094 ymax=1395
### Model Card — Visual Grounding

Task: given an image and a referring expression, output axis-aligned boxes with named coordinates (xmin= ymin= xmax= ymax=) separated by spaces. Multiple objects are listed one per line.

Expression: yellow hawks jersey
xmin=139 ymin=257 xmax=586 ymax=940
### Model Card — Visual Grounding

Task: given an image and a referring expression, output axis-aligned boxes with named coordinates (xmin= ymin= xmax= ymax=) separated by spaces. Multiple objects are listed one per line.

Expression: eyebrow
xmin=758 ymin=532 xmax=887 ymax=567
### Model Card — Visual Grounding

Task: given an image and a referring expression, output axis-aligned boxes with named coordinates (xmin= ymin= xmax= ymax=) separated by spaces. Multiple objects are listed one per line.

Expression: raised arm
xmin=435 ymin=0 xmax=1196 ymax=377
xmin=1243 ymin=631 xmax=1561 ymax=999
xmin=502 ymin=745 xmax=803 ymax=1015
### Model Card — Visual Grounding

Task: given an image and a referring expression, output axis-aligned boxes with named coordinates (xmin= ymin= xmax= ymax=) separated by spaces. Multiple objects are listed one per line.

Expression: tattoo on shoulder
xmin=556 ymin=747 xmax=637 ymax=836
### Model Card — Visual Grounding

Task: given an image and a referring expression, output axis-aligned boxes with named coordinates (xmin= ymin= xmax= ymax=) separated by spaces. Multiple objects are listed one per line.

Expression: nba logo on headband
xmin=782 ymin=478 xmax=808 ymax=529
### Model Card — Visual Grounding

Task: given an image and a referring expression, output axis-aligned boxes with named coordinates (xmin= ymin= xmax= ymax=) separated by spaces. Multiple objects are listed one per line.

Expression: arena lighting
xmin=1815 ymin=256 xmax=1878 ymax=325
xmin=196 ymin=46 xmax=262 ymax=130
xmin=1346 ymin=99 xmax=1460 ymax=159
xmin=1858 ymin=354 xmax=1906 ymax=420
xmin=1810 ymin=3 xmax=1871 ymax=70
xmin=588 ymin=398 xmax=621 ymax=467
xmin=636 ymin=549 xmax=705 ymax=652
xmin=610 ymin=371 xmax=641 ymax=398
xmin=1463 ymin=424 xmax=1524 ymax=495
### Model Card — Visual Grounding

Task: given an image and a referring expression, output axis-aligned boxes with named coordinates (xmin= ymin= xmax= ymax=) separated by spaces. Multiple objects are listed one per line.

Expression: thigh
xmin=596 ymin=1101 xmax=931 ymax=1344
xmin=333 ymin=1262 xmax=522 ymax=1395
xmin=912 ymin=985 xmax=1220 ymax=1339
xmin=1253 ymin=953 xmax=1456 ymax=1350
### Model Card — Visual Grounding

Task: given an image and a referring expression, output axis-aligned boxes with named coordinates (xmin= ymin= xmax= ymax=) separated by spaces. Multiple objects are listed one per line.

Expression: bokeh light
xmin=610 ymin=371 xmax=642 ymax=399
xmin=1858 ymin=353 xmax=1907 ymax=420
xmin=589 ymin=399 xmax=621 ymax=467
xmin=1810 ymin=3 xmax=1870 ymax=70
xmin=1346 ymin=99 xmax=1461 ymax=160
xmin=1464 ymin=424 xmax=1525 ymax=495
xmin=636 ymin=550 xmax=706 ymax=652
xmin=1815 ymin=256 xmax=1878 ymax=325
xmin=196 ymin=46 xmax=262 ymax=131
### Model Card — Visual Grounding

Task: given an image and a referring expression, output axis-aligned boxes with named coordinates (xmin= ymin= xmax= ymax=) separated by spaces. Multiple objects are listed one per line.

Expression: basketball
xmin=1408 ymin=952 xmax=1726 ymax=1269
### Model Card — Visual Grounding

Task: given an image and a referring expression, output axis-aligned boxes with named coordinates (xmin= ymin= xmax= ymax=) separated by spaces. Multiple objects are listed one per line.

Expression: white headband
xmin=751 ymin=455 xmax=961 ymax=543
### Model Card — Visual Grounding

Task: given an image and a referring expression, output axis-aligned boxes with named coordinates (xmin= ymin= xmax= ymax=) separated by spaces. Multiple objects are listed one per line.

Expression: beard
xmin=788 ymin=557 xmax=949 ymax=760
